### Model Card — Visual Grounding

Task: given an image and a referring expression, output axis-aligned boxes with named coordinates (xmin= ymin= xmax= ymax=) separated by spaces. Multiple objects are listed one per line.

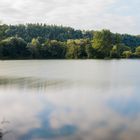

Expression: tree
xmin=0 ymin=24 xmax=140 ymax=59
xmin=5 ymin=24 xmax=84 ymax=42
xmin=110 ymin=45 xmax=120 ymax=58
xmin=122 ymin=51 xmax=132 ymax=58
xmin=121 ymin=34 xmax=140 ymax=48
xmin=119 ymin=44 xmax=131 ymax=57
xmin=0 ymin=24 xmax=9 ymax=40
xmin=65 ymin=39 xmax=89 ymax=59
xmin=65 ymin=40 xmax=79 ymax=59
xmin=93 ymin=30 xmax=113 ymax=58
xmin=42 ymin=40 xmax=66 ymax=59
xmin=85 ymin=45 xmax=95 ymax=59
xmin=27 ymin=38 xmax=42 ymax=58
xmin=135 ymin=46 xmax=140 ymax=57
xmin=113 ymin=33 xmax=122 ymax=45
xmin=75 ymin=39 xmax=88 ymax=59
xmin=0 ymin=37 xmax=28 ymax=59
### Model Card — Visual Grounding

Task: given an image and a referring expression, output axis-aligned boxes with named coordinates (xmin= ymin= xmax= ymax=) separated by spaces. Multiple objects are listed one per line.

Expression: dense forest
xmin=0 ymin=23 xmax=140 ymax=59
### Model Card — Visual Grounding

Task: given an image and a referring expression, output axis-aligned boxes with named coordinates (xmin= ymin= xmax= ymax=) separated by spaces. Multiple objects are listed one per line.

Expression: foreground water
xmin=0 ymin=60 xmax=140 ymax=140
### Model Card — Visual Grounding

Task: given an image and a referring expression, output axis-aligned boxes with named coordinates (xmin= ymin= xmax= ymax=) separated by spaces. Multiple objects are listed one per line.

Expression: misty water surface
xmin=0 ymin=60 xmax=140 ymax=140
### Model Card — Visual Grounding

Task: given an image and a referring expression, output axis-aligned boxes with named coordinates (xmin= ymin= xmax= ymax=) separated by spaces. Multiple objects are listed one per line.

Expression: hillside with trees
xmin=0 ymin=23 xmax=140 ymax=59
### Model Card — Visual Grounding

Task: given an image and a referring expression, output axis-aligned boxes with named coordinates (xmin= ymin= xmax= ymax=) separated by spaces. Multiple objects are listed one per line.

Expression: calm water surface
xmin=0 ymin=60 xmax=140 ymax=140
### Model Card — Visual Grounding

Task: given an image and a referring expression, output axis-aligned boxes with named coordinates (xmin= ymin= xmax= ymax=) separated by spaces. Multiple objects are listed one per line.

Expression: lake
xmin=0 ymin=60 xmax=140 ymax=140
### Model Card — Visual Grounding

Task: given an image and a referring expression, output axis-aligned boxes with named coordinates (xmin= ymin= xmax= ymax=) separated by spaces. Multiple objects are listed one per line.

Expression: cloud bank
xmin=0 ymin=0 xmax=140 ymax=34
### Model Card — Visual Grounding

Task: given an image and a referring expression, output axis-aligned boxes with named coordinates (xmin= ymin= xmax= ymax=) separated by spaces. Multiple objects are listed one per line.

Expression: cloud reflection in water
xmin=0 ymin=60 xmax=140 ymax=140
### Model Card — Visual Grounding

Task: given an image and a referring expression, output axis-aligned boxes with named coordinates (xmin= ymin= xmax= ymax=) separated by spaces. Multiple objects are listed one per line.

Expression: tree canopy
xmin=0 ymin=24 xmax=140 ymax=59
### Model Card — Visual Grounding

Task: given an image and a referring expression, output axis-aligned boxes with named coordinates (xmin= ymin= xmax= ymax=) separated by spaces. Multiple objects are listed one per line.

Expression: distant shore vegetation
xmin=0 ymin=23 xmax=140 ymax=59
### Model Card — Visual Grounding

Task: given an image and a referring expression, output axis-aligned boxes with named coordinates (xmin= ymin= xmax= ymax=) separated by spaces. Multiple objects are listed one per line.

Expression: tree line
xmin=0 ymin=24 xmax=140 ymax=59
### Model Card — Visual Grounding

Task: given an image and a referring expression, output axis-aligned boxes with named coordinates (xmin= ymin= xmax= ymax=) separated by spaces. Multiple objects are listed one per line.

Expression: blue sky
xmin=0 ymin=0 xmax=139 ymax=34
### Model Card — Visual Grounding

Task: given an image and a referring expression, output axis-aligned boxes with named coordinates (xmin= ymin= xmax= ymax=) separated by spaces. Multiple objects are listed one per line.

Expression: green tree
xmin=110 ymin=45 xmax=120 ymax=58
xmin=27 ymin=38 xmax=41 ymax=58
xmin=93 ymin=30 xmax=113 ymax=58
xmin=65 ymin=40 xmax=79 ymax=59
xmin=135 ymin=46 xmax=140 ymax=57
xmin=0 ymin=37 xmax=28 ymax=59
xmin=65 ymin=39 xmax=88 ymax=59
xmin=119 ymin=44 xmax=131 ymax=57
xmin=122 ymin=51 xmax=132 ymax=58
xmin=0 ymin=24 xmax=9 ymax=40
xmin=42 ymin=40 xmax=66 ymax=59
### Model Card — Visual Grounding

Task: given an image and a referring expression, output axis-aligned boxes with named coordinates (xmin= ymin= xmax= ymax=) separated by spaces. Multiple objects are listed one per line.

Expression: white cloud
xmin=0 ymin=0 xmax=139 ymax=34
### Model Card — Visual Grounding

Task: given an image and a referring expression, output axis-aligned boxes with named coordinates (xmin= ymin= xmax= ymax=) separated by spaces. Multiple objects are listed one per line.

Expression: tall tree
xmin=135 ymin=46 xmax=140 ymax=57
xmin=0 ymin=37 xmax=28 ymax=59
xmin=93 ymin=30 xmax=113 ymax=58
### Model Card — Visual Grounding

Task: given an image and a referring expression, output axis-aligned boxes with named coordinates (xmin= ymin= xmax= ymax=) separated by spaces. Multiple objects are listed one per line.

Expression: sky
xmin=0 ymin=0 xmax=140 ymax=34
